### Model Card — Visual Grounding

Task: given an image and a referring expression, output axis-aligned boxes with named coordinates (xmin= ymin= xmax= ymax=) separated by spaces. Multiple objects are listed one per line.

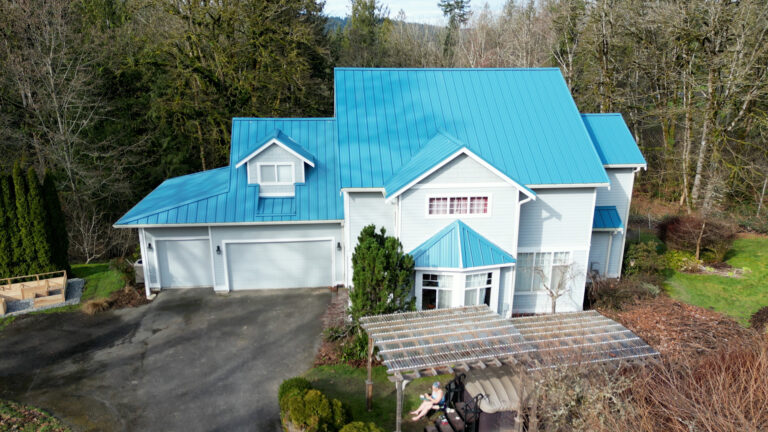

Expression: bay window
xmin=421 ymin=273 xmax=453 ymax=309
xmin=464 ymin=272 xmax=492 ymax=306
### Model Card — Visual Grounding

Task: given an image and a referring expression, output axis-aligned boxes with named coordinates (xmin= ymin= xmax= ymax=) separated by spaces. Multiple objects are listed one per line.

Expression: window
xmin=257 ymin=163 xmax=293 ymax=184
xmin=428 ymin=196 xmax=489 ymax=216
xmin=464 ymin=272 xmax=492 ymax=306
xmin=515 ymin=251 xmax=571 ymax=292
xmin=421 ymin=273 xmax=453 ymax=309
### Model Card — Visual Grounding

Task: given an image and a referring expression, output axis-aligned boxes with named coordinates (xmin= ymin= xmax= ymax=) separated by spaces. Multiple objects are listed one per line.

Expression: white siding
xmin=419 ymin=154 xmax=506 ymax=185
xmin=588 ymin=232 xmax=610 ymax=275
xmin=246 ymin=144 xmax=305 ymax=196
xmin=514 ymin=188 xmax=596 ymax=313
xmin=399 ymin=157 xmax=518 ymax=253
xmin=210 ymin=224 xmax=343 ymax=291
xmin=346 ymin=192 xmax=396 ymax=286
xmin=595 ymin=168 xmax=635 ymax=277
xmin=499 ymin=266 xmax=515 ymax=317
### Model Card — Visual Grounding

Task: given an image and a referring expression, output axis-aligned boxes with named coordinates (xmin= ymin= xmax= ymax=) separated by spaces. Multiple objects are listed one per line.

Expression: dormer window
xmin=235 ymin=128 xmax=316 ymax=198
xmin=255 ymin=163 xmax=294 ymax=185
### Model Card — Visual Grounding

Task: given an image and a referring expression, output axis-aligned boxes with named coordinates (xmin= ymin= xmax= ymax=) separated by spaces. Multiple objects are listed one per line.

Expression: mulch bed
xmin=0 ymin=399 xmax=70 ymax=432
xmin=600 ymin=296 xmax=754 ymax=358
xmin=107 ymin=285 xmax=152 ymax=309
xmin=314 ymin=288 xmax=350 ymax=366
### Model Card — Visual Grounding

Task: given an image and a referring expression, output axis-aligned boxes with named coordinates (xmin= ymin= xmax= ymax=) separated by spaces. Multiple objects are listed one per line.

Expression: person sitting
xmin=410 ymin=381 xmax=445 ymax=421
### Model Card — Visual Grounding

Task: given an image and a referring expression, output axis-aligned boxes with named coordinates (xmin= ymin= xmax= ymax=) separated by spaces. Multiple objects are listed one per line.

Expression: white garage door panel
xmin=157 ymin=239 xmax=213 ymax=288
xmin=227 ymin=240 xmax=332 ymax=290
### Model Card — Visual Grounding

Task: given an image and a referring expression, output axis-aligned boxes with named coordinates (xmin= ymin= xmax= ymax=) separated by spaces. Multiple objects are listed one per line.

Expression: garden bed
xmin=0 ymin=399 xmax=71 ymax=432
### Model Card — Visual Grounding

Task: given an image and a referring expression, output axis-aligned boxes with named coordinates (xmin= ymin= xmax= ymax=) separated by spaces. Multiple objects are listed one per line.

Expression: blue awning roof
xmin=409 ymin=220 xmax=516 ymax=269
xmin=593 ymin=206 xmax=624 ymax=230
xmin=581 ymin=114 xmax=646 ymax=167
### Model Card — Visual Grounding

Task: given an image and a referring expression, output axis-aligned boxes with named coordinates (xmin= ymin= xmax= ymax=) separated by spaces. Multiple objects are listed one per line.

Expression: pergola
xmin=360 ymin=306 xmax=659 ymax=432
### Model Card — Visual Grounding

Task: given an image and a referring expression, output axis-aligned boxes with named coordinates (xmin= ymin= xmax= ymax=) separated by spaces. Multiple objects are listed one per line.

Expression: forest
xmin=0 ymin=0 xmax=766 ymax=262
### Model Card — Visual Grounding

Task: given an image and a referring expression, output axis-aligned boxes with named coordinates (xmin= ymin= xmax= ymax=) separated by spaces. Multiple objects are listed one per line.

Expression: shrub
xmin=339 ymin=422 xmax=384 ymax=432
xmin=278 ymin=377 xmax=312 ymax=409
xmin=81 ymin=298 xmax=110 ymax=315
xmin=623 ymin=241 xmax=664 ymax=276
xmin=749 ymin=307 xmax=768 ymax=333
xmin=662 ymin=249 xmax=699 ymax=272
xmin=281 ymin=389 xmax=346 ymax=432
xmin=339 ymin=331 xmax=370 ymax=365
xmin=589 ymin=277 xmax=659 ymax=310
xmin=109 ymin=257 xmax=135 ymax=286
xmin=657 ymin=215 xmax=736 ymax=262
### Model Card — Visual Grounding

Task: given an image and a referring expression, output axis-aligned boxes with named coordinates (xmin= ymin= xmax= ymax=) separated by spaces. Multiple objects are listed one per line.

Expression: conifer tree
xmin=1 ymin=175 xmax=21 ymax=276
xmin=0 ymin=175 xmax=11 ymax=278
xmin=26 ymin=168 xmax=53 ymax=273
xmin=12 ymin=162 xmax=35 ymax=275
xmin=349 ymin=225 xmax=415 ymax=325
xmin=43 ymin=171 xmax=70 ymax=272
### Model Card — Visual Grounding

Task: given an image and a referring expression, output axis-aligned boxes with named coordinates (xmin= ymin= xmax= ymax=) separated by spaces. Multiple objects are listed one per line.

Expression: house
xmin=115 ymin=68 xmax=646 ymax=315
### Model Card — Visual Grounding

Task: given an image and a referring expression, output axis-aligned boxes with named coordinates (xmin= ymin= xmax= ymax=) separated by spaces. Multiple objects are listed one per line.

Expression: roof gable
xmin=335 ymin=68 xmax=610 ymax=189
xmin=383 ymin=132 xmax=535 ymax=200
xmin=235 ymin=128 xmax=315 ymax=168
xmin=581 ymin=114 xmax=646 ymax=168
xmin=409 ymin=220 xmax=516 ymax=269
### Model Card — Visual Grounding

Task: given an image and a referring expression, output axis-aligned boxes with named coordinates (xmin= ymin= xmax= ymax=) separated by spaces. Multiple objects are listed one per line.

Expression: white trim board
xmin=114 ymin=220 xmax=344 ymax=229
xmin=235 ymin=138 xmax=315 ymax=168
xmin=385 ymin=148 xmax=536 ymax=203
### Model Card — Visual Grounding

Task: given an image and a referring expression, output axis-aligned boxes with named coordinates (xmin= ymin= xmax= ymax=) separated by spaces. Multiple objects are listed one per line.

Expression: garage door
xmin=226 ymin=240 xmax=332 ymax=290
xmin=157 ymin=239 xmax=213 ymax=288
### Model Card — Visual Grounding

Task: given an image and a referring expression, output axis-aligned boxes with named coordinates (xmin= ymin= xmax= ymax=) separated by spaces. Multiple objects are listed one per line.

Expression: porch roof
xmin=360 ymin=307 xmax=658 ymax=381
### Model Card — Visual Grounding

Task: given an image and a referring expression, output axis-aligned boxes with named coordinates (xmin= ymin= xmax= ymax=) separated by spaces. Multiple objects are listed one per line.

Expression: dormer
xmin=235 ymin=129 xmax=315 ymax=197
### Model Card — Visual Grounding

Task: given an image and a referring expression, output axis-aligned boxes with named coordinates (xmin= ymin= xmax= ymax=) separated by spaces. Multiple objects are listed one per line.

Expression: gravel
xmin=4 ymin=278 xmax=84 ymax=317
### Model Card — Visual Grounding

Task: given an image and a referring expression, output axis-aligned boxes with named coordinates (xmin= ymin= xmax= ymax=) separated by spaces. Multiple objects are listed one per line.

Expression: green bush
xmin=662 ymin=249 xmax=699 ymax=272
xmin=339 ymin=422 xmax=384 ymax=432
xmin=339 ymin=331 xmax=370 ymax=364
xmin=109 ymin=257 xmax=135 ymax=286
xmin=278 ymin=377 xmax=312 ymax=409
xmin=657 ymin=215 xmax=737 ymax=262
xmin=623 ymin=241 xmax=665 ymax=276
xmin=281 ymin=389 xmax=346 ymax=432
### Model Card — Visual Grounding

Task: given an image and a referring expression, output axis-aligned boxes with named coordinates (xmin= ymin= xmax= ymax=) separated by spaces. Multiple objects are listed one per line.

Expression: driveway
xmin=0 ymin=288 xmax=331 ymax=432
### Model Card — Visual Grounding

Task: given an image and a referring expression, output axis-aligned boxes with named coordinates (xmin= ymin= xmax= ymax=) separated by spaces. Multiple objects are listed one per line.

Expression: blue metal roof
xmin=116 ymin=118 xmax=342 ymax=225
xmin=236 ymin=128 xmax=316 ymax=167
xmin=335 ymin=68 xmax=609 ymax=188
xmin=593 ymin=206 xmax=624 ymax=230
xmin=409 ymin=220 xmax=516 ymax=269
xmin=581 ymin=114 xmax=647 ymax=167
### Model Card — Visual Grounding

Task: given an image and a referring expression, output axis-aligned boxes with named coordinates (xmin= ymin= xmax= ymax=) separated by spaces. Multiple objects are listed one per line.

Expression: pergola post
xmin=395 ymin=378 xmax=404 ymax=432
xmin=366 ymin=336 xmax=374 ymax=411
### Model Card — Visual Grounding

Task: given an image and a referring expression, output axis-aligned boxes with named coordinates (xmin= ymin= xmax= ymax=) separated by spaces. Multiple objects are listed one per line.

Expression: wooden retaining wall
xmin=0 ymin=271 xmax=68 ymax=315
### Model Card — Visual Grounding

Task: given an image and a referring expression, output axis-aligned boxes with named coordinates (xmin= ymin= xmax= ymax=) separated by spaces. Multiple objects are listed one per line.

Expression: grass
xmin=71 ymin=263 xmax=125 ymax=302
xmin=0 ymin=399 xmax=71 ymax=431
xmin=303 ymin=364 xmax=451 ymax=431
xmin=664 ymin=236 xmax=768 ymax=326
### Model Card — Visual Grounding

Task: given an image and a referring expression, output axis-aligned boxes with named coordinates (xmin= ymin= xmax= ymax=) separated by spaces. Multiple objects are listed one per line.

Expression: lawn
xmin=664 ymin=236 xmax=768 ymax=326
xmin=0 ymin=399 xmax=71 ymax=432
xmin=71 ymin=263 xmax=126 ymax=302
xmin=304 ymin=364 xmax=451 ymax=431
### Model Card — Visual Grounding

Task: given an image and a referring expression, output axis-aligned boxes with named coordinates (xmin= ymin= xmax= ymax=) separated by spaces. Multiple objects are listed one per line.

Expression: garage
xmin=156 ymin=239 xmax=213 ymax=288
xmin=225 ymin=239 xmax=333 ymax=290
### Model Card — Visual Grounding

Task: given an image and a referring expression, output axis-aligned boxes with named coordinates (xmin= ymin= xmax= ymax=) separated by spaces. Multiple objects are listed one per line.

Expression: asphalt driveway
xmin=0 ymin=288 xmax=331 ymax=432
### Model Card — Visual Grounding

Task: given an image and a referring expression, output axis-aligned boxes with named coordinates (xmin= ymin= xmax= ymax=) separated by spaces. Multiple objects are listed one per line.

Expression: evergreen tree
xmin=438 ymin=0 xmax=471 ymax=63
xmin=338 ymin=0 xmax=392 ymax=67
xmin=43 ymin=171 xmax=70 ymax=272
xmin=12 ymin=162 xmax=35 ymax=275
xmin=349 ymin=225 xmax=415 ymax=324
xmin=26 ymin=168 xmax=53 ymax=273
xmin=1 ymin=175 xmax=21 ymax=277
xmin=0 ymin=175 xmax=11 ymax=278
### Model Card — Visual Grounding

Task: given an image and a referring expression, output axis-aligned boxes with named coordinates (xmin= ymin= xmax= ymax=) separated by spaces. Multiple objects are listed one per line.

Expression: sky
xmin=323 ymin=0 xmax=508 ymax=25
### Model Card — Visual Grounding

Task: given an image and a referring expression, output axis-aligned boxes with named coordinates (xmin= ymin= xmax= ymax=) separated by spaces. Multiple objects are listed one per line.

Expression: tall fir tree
xmin=12 ymin=162 xmax=35 ymax=275
xmin=0 ymin=175 xmax=11 ymax=278
xmin=26 ymin=168 xmax=53 ymax=273
xmin=1 ymin=175 xmax=21 ymax=276
xmin=43 ymin=171 xmax=70 ymax=272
